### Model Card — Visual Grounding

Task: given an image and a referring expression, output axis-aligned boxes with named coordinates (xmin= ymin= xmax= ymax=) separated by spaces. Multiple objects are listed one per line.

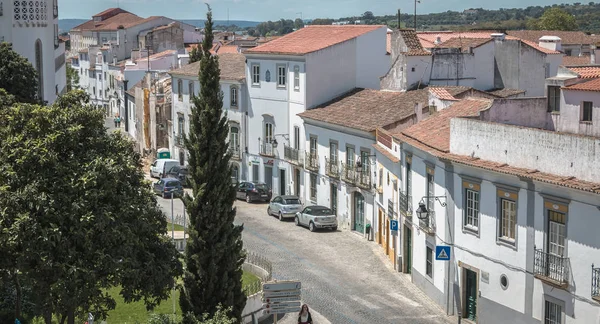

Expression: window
xmin=464 ymin=186 xmax=480 ymax=231
xmin=294 ymin=126 xmax=300 ymax=149
xmin=548 ymin=210 xmax=566 ymax=257
xmin=544 ymin=300 xmax=562 ymax=324
xmin=177 ymin=79 xmax=183 ymax=101
xmin=582 ymin=101 xmax=593 ymax=122
xmin=310 ymin=173 xmax=317 ymax=200
xmin=405 ymin=160 xmax=412 ymax=209
xmin=252 ymin=64 xmax=260 ymax=85
xmin=189 ymin=81 xmax=195 ymax=101
xmin=500 ymin=198 xmax=517 ymax=241
xmin=565 ymin=49 xmax=572 ymax=56
xmin=378 ymin=168 xmax=383 ymax=187
xmin=102 ymin=37 xmax=107 ymax=43
xmin=232 ymin=165 xmax=239 ymax=183
xmin=329 ymin=142 xmax=338 ymax=163
xmin=230 ymin=126 xmax=239 ymax=154
xmin=346 ymin=146 xmax=355 ymax=167
xmin=104 ymin=72 xmax=107 ymax=80
xmin=294 ymin=65 xmax=300 ymax=90
xmin=426 ymin=171 xmax=434 ymax=212
xmin=277 ymin=64 xmax=286 ymax=88
xmin=547 ymin=86 xmax=560 ymax=112
xmin=177 ymin=113 xmax=185 ymax=136
xmin=426 ymin=246 xmax=433 ymax=278
xmin=230 ymin=86 xmax=238 ymax=107
xmin=264 ymin=122 xmax=273 ymax=143
xmin=310 ymin=137 xmax=317 ymax=154
xmin=360 ymin=151 xmax=371 ymax=172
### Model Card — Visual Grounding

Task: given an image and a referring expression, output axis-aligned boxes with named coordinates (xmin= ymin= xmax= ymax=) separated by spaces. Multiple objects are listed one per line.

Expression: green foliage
xmin=0 ymin=42 xmax=38 ymax=103
xmin=530 ymin=7 xmax=579 ymax=31
xmin=66 ymin=64 xmax=79 ymax=92
xmin=189 ymin=43 xmax=202 ymax=64
xmin=148 ymin=314 xmax=182 ymax=324
xmin=254 ymin=19 xmax=296 ymax=36
xmin=179 ymin=5 xmax=246 ymax=324
xmin=0 ymin=90 xmax=182 ymax=324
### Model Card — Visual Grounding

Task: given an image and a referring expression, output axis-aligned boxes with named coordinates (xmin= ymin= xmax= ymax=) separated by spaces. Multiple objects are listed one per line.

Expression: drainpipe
xmin=123 ymin=79 xmax=129 ymax=132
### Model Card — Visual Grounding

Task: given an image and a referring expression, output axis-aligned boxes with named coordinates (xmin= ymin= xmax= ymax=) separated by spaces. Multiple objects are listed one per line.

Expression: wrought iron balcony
xmin=399 ymin=190 xmax=412 ymax=218
xmin=534 ymin=247 xmax=569 ymax=288
xmin=305 ymin=152 xmax=319 ymax=171
xmin=175 ymin=135 xmax=185 ymax=147
xmin=356 ymin=170 xmax=372 ymax=190
xmin=228 ymin=145 xmax=241 ymax=160
xmin=592 ymin=266 xmax=600 ymax=301
xmin=259 ymin=141 xmax=276 ymax=157
xmin=284 ymin=145 xmax=304 ymax=166
xmin=341 ymin=162 xmax=357 ymax=184
xmin=325 ymin=157 xmax=340 ymax=178
xmin=419 ymin=210 xmax=435 ymax=235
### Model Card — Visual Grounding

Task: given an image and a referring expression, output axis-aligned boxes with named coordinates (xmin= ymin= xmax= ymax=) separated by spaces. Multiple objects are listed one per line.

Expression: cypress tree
xmin=179 ymin=5 xmax=246 ymax=323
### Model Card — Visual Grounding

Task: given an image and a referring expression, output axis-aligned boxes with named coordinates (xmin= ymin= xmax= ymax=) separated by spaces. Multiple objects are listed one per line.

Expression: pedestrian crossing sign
xmin=435 ymin=245 xmax=451 ymax=261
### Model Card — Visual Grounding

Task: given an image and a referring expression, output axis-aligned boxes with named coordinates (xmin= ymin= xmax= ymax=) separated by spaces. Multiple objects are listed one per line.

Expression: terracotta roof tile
xmin=398 ymin=98 xmax=492 ymax=152
xmin=436 ymin=86 xmax=473 ymax=97
xmin=397 ymin=29 xmax=431 ymax=56
xmin=438 ymin=37 xmax=492 ymax=52
xmin=562 ymin=55 xmax=592 ymax=66
xmin=417 ymin=31 xmax=561 ymax=54
xmin=217 ymin=45 xmax=239 ymax=54
xmin=136 ymin=50 xmax=178 ymax=63
xmin=488 ymin=88 xmax=526 ymax=98
xmin=564 ymin=78 xmax=600 ymax=92
xmin=506 ymin=30 xmax=600 ymax=46
xmin=92 ymin=8 xmax=127 ymax=18
xmin=246 ymin=25 xmax=385 ymax=55
xmin=429 ymin=87 xmax=459 ymax=101
xmin=373 ymin=143 xmax=400 ymax=163
xmin=169 ymin=53 xmax=246 ymax=81
xmin=71 ymin=13 xmax=144 ymax=31
xmin=298 ymin=89 xmax=429 ymax=132
xmin=520 ymin=39 xmax=562 ymax=55
xmin=567 ymin=66 xmax=600 ymax=78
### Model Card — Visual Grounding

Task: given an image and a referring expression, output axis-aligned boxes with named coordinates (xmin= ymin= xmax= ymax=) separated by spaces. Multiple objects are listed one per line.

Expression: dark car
xmin=236 ymin=181 xmax=272 ymax=203
xmin=166 ymin=165 xmax=190 ymax=186
xmin=153 ymin=178 xmax=184 ymax=198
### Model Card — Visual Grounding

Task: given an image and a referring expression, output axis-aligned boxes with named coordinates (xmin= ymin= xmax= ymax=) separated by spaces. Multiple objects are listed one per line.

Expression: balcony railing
xmin=228 ymin=145 xmax=241 ymax=160
xmin=419 ymin=210 xmax=435 ymax=235
xmin=175 ymin=135 xmax=184 ymax=147
xmin=284 ymin=145 xmax=304 ymax=166
xmin=259 ymin=141 xmax=276 ymax=157
xmin=341 ymin=162 xmax=356 ymax=184
xmin=325 ymin=157 xmax=340 ymax=178
xmin=305 ymin=152 xmax=319 ymax=171
xmin=399 ymin=190 xmax=412 ymax=218
xmin=534 ymin=247 xmax=569 ymax=288
xmin=356 ymin=170 xmax=371 ymax=190
xmin=340 ymin=163 xmax=371 ymax=190
xmin=592 ymin=266 xmax=600 ymax=301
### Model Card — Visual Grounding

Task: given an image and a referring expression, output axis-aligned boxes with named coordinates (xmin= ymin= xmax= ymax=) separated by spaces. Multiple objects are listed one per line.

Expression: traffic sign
xmin=263 ymin=295 xmax=302 ymax=303
xmin=262 ymin=290 xmax=301 ymax=297
xmin=263 ymin=281 xmax=301 ymax=291
xmin=264 ymin=307 xmax=302 ymax=315
xmin=435 ymin=245 xmax=451 ymax=261
xmin=263 ymin=301 xmax=302 ymax=309
xmin=390 ymin=219 xmax=399 ymax=231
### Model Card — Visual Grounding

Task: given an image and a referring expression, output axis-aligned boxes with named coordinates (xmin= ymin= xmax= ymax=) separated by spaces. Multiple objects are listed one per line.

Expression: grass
xmin=104 ymin=271 xmax=261 ymax=323
xmin=166 ymin=222 xmax=185 ymax=232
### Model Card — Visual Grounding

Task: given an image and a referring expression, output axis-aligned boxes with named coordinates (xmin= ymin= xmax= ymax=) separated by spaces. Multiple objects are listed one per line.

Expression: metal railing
xmin=325 ymin=157 xmax=340 ymax=178
xmin=228 ymin=145 xmax=240 ymax=159
xmin=341 ymin=162 xmax=356 ymax=184
xmin=284 ymin=145 xmax=304 ymax=166
xmin=259 ymin=141 xmax=276 ymax=157
xmin=356 ymin=170 xmax=372 ymax=190
xmin=593 ymin=266 xmax=600 ymax=299
xmin=399 ymin=190 xmax=412 ymax=218
xmin=534 ymin=247 xmax=569 ymax=285
xmin=305 ymin=152 xmax=319 ymax=171
xmin=175 ymin=135 xmax=184 ymax=147
xmin=419 ymin=210 xmax=435 ymax=234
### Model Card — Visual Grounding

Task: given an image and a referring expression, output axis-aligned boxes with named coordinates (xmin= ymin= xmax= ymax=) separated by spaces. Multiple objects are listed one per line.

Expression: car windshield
xmin=179 ymin=168 xmax=189 ymax=174
xmin=311 ymin=207 xmax=332 ymax=216
xmin=166 ymin=181 xmax=180 ymax=187
xmin=284 ymin=199 xmax=301 ymax=205
xmin=255 ymin=184 xmax=268 ymax=190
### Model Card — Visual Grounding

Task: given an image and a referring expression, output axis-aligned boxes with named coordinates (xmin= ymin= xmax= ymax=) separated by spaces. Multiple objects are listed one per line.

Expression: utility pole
xmin=145 ymin=44 xmax=151 ymax=72
xmin=397 ymin=9 xmax=401 ymax=29
xmin=414 ymin=0 xmax=420 ymax=31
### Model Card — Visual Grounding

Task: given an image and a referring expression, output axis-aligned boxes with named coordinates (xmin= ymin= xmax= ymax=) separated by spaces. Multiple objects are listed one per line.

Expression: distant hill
xmin=59 ymin=19 xmax=259 ymax=33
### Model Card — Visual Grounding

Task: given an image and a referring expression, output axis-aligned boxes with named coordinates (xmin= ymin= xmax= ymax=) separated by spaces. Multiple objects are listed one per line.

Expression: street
xmin=155 ymin=192 xmax=454 ymax=324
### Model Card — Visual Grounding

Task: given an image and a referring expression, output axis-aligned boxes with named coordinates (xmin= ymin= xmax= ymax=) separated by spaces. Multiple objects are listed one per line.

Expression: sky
xmin=60 ymin=0 xmax=583 ymax=21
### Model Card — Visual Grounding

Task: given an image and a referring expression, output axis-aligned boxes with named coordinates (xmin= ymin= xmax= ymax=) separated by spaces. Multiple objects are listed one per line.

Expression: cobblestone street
xmin=156 ymin=194 xmax=455 ymax=324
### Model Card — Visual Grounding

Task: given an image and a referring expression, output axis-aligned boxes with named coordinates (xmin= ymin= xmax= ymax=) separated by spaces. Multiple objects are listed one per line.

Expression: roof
xmin=566 ymin=66 xmax=600 ymax=78
xmin=126 ymin=79 xmax=143 ymax=97
xmin=216 ymin=45 xmax=239 ymax=54
xmin=563 ymin=78 xmax=600 ymax=92
xmin=169 ymin=53 xmax=246 ymax=81
xmin=398 ymin=29 xmax=431 ymax=56
xmin=92 ymin=7 xmax=127 ymax=18
xmin=298 ymin=88 xmax=429 ymax=132
xmin=562 ymin=55 xmax=592 ymax=66
xmin=373 ymin=143 xmax=400 ymax=163
xmin=245 ymin=25 xmax=385 ymax=55
xmin=488 ymin=88 xmax=526 ymax=98
xmin=71 ymin=12 xmax=144 ymax=31
xmin=397 ymin=98 xmax=493 ymax=152
xmin=506 ymin=30 xmax=600 ymax=46
xmin=429 ymin=87 xmax=459 ymax=101
xmin=386 ymin=33 xmax=392 ymax=54
xmin=520 ymin=39 xmax=562 ymax=55
xmin=438 ymin=37 xmax=492 ymax=52
xmin=136 ymin=50 xmax=178 ymax=63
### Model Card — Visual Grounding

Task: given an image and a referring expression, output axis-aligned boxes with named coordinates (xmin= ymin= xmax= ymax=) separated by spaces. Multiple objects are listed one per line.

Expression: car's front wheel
xmin=246 ymin=195 xmax=251 ymax=203
xmin=309 ymin=222 xmax=316 ymax=232
xmin=295 ymin=217 xmax=300 ymax=226
xmin=267 ymin=207 xmax=271 ymax=215
xmin=331 ymin=226 xmax=338 ymax=231
xmin=279 ymin=212 xmax=284 ymax=221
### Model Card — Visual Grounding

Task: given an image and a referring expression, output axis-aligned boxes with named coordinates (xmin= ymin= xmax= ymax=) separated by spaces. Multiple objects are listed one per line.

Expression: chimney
xmin=434 ymin=35 xmax=442 ymax=45
xmin=539 ymin=36 xmax=562 ymax=52
xmin=490 ymin=33 xmax=505 ymax=41
xmin=592 ymin=44 xmax=600 ymax=65
xmin=131 ymin=49 xmax=140 ymax=60
xmin=414 ymin=102 xmax=423 ymax=122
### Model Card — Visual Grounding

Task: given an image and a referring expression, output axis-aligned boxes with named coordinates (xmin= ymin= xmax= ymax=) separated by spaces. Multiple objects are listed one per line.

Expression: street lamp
xmin=415 ymin=196 xmax=447 ymax=220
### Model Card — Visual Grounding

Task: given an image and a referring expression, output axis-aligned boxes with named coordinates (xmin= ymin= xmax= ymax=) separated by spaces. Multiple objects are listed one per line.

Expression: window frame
xmin=293 ymin=65 xmax=300 ymax=91
xmin=177 ymin=79 xmax=183 ymax=102
xmin=541 ymin=195 xmax=570 ymax=259
xmin=251 ymin=64 xmax=260 ymax=86
xmin=293 ymin=126 xmax=300 ymax=150
xmin=276 ymin=64 xmax=287 ymax=89
xmin=461 ymin=176 xmax=482 ymax=235
xmin=346 ymin=145 xmax=355 ymax=167
xmin=264 ymin=122 xmax=274 ymax=143
xmin=542 ymin=295 xmax=565 ymax=324
xmin=188 ymin=81 xmax=195 ymax=101
xmin=177 ymin=113 xmax=185 ymax=136
xmin=426 ymin=246 xmax=433 ymax=278
xmin=547 ymin=86 xmax=560 ymax=113
xmin=309 ymin=173 xmax=317 ymax=201
xmin=496 ymin=184 xmax=519 ymax=248
xmin=229 ymin=125 xmax=239 ymax=152
xmin=581 ymin=101 xmax=593 ymax=122
xmin=329 ymin=141 xmax=338 ymax=163
xmin=230 ymin=85 xmax=238 ymax=108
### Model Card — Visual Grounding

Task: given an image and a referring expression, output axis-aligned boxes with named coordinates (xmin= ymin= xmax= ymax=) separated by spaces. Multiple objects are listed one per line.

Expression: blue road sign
xmin=390 ymin=219 xmax=399 ymax=231
xmin=435 ymin=245 xmax=451 ymax=261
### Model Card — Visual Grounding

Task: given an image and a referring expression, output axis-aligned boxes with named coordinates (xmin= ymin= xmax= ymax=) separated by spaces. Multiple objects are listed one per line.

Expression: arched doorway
xmin=35 ymin=39 xmax=43 ymax=101
xmin=353 ymin=192 xmax=365 ymax=233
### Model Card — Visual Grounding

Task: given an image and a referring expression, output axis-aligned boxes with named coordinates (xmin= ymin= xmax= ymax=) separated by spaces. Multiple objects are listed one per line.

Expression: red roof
xmin=564 ymin=78 xmax=600 ymax=92
xmin=567 ymin=66 xmax=600 ymax=79
xmin=562 ymin=55 xmax=592 ymax=66
xmin=246 ymin=25 xmax=386 ymax=55
xmin=72 ymin=12 xmax=144 ymax=31
xmin=217 ymin=45 xmax=239 ymax=54
xmin=429 ymin=87 xmax=459 ymax=101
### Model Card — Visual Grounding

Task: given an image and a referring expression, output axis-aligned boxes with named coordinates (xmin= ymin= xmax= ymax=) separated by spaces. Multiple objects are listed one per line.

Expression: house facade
xmin=0 ymin=0 xmax=66 ymax=103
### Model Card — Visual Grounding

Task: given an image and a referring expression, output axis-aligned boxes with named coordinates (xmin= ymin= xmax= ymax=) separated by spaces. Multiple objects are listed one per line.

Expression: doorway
xmin=279 ymin=169 xmax=286 ymax=196
xmin=330 ymin=184 xmax=338 ymax=216
xmin=463 ymin=268 xmax=478 ymax=322
xmin=385 ymin=218 xmax=390 ymax=256
xmin=378 ymin=209 xmax=384 ymax=245
xmin=353 ymin=192 xmax=365 ymax=233
xmin=295 ymin=169 xmax=301 ymax=198
xmin=404 ymin=225 xmax=412 ymax=274
xmin=252 ymin=164 xmax=259 ymax=182
xmin=264 ymin=166 xmax=273 ymax=189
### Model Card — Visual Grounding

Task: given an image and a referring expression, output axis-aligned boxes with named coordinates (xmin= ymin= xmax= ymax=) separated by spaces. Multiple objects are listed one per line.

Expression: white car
xmin=295 ymin=205 xmax=338 ymax=232
xmin=267 ymin=195 xmax=303 ymax=221
xmin=150 ymin=159 xmax=179 ymax=179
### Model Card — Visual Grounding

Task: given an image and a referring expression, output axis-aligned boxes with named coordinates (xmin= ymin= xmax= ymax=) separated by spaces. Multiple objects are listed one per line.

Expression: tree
xmin=294 ymin=18 xmax=304 ymax=30
xmin=363 ymin=11 xmax=375 ymax=20
xmin=66 ymin=64 xmax=79 ymax=92
xmin=532 ymin=7 xmax=579 ymax=30
xmin=0 ymin=42 xmax=38 ymax=103
xmin=189 ymin=42 xmax=202 ymax=64
xmin=179 ymin=5 xmax=246 ymax=323
xmin=0 ymin=90 xmax=182 ymax=324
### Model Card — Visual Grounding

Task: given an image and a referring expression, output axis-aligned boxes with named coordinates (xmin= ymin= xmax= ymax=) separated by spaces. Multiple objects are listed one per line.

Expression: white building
xmin=389 ymin=95 xmax=600 ymax=323
xmin=0 ymin=0 xmax=66 ymax=103
xmin=168 ymin=53 xmax=247 ymax=179
xmin=241 ymin=25 xmax=390 ymax=200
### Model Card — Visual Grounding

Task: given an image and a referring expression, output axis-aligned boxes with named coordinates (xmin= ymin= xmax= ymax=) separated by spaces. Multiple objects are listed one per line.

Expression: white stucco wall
xmin=406 ymin=55 xmax=432 ymax=90
xmin=354 ymin=27 xmax=388 ymax=90
xmin=557 ymin=89 xmax=600 ymax=137
xmin=473 ymin=42 xmax=495 ymax=91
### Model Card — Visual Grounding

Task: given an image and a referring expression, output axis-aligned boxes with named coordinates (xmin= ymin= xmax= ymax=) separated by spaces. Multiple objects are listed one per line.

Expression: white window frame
xmin=188 ymin=81 xmax=194 ymax=101
xmin=464 ymin=188 xmax=480 ymax=231
xmin=543 ymin=295 xmax=565 ymax=324
xmin=177 ymin=79 xmax=183 ymax=102
xmin=264 ymin=122 xmax=274 ymax=143
xmin=277 ymin=64 xmax=287 ymax=88
xmin=230 ymin=86 xmax=238 ymax=107
xmin=581 ymin=101 xmax=593 ymax=122
xmin=293 ymin=126 xmax=300 ymax=149
xmin=293 ymin=65 xmax=300 ymax=91
xmin=500 ymin=198 xmax=517 ymax=242
xmin=310 ymin=173 xmax=317 ymax=201
xmin=230 ymin=125 xmax=239 ymax=151
xmin=252 ymin=64 xmax=260 ymax=86
xmin=426 ymin=246 xmax=433 ymax=278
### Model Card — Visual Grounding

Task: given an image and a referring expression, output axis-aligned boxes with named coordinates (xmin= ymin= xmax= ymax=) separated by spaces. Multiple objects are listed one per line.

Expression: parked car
xmin=166 ymin=165 xmax=190 ymax=186
xmin=150 ymin=159 xmax=179 ymax=179
xmin=295 ymin=205 xmax=338 ymax=232
xmin=267 ymin=195 xmax=303 ymax=221
xmin=153 ymin=178 xmax=184 ymax=198
xmin=236 ymin=182 xmax=272 ymax=203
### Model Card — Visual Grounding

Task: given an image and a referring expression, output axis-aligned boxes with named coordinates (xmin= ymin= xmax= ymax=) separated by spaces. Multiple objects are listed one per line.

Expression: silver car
xmin=267 ymin=195 xmax=303 ymax=221
xmin=295 ymin=205 xmax=338 ymax=232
